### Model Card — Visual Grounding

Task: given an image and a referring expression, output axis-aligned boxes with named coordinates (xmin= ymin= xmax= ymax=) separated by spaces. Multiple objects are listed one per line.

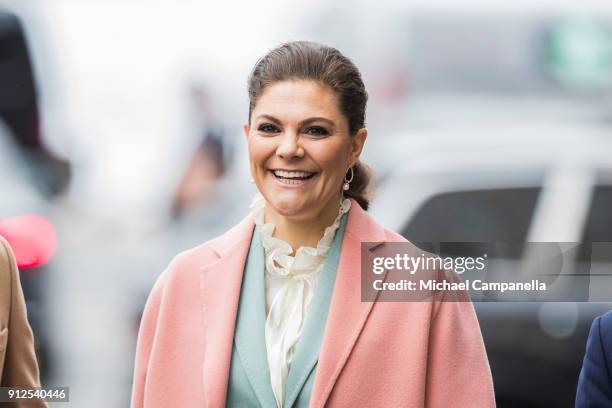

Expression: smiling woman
xmin=131 ymin=41 xmax=495 ymax=408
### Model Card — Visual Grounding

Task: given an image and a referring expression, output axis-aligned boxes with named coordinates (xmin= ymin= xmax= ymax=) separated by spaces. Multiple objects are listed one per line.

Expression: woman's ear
xmin=350 ymin=128 xmax=368 ymax=165
xmin=243 ymin=122 xmax=250 ymax=140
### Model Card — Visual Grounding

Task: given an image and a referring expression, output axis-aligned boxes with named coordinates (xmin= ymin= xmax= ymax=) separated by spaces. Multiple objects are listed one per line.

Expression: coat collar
xmin=200 ymin=198 xmax=388 ymax=407
xmin=308 ymin=200 xmax=387 ymax=407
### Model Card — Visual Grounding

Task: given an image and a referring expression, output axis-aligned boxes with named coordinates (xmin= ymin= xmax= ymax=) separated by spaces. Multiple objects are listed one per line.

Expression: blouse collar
xmin=248 ymin=192 xmax=351 ymax=262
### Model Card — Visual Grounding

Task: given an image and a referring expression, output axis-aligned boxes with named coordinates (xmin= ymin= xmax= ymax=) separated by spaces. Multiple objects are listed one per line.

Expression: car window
xmin=401 ymin=187 xmax=542 ymax=257
xmin=581 ymin=186 xmax=612 ymax=242
xmin=580 ymin=185 xmax=612 ymax=262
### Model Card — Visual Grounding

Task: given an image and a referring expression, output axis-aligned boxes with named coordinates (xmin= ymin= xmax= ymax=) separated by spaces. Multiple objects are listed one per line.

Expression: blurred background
xmin=1 ymin=0 xmax=611 ymax=406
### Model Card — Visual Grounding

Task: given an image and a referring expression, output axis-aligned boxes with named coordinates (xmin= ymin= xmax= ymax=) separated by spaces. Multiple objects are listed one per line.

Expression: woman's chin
xmin=268 ymin=196 xmax=312 ymax=218
xmin=272 ymin=200 xmax=304 ymax=215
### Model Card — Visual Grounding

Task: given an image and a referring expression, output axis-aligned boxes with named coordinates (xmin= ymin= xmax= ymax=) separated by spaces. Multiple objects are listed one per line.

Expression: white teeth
xmin=277 ymin=178 xmax=307 ymax=185
xmin=272 ymin=170 xmax=314 ymax=179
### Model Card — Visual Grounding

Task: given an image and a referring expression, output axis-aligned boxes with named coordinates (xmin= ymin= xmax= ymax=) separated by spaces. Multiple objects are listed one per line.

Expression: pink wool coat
xmin=131 ymin=198 xmax=495 ymax=407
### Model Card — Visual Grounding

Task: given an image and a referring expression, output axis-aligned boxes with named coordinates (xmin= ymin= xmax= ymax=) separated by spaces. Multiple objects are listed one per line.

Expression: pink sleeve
xmin=425 ymin=272 xmax=496 ymax=408
xmin=130 ymin=272 xmax=166 ymax=408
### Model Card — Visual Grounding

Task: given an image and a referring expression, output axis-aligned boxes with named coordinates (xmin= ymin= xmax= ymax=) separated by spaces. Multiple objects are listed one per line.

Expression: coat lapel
xmin=283 ymin=212 xmax=349 ymax=408
xmin=233 ymin=225 xmax=278 ymax=407
xmin=309 ymin=199 xmax=388 ymax=408
xmin=200 ymin=214 xmax=255 ymax=408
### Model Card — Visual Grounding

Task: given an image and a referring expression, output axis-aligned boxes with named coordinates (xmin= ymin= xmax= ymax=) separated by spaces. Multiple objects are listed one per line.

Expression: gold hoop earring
xmin=343 ymin=166 xmax=354 ymax=191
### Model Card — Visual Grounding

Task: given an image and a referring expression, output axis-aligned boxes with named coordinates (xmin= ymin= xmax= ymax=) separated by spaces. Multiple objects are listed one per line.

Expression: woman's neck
xmin=264 ymin=195 xmax=342 ymax=255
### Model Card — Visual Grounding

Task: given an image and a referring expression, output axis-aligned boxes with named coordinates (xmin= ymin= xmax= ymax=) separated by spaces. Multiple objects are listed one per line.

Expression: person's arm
xmin=0 ymin=237 xmax=47 ymax=407
xmin=130 ymin=270 xmax=167 ymax=408
xmin=424 ymin=270 xmax=496 ymax=408
xmin=576 ymin=315 xmax=612 ymax=407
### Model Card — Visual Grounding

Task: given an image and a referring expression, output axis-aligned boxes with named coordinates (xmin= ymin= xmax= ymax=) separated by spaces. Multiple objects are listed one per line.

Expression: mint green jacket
xmin=226 ymin=213 xmax=348 ymax=408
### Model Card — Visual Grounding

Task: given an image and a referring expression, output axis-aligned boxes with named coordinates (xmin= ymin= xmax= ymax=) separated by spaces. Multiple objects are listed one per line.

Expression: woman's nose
xmin=276 ymin=130 xmax=304 ymax=159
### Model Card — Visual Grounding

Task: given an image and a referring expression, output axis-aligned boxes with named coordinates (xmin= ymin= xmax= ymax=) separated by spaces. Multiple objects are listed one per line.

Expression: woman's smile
xmin=269 ymin=169 xmax=317 ymax=188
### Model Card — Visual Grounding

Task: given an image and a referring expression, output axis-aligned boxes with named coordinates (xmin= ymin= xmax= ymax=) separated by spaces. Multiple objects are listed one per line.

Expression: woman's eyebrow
xmin=256 ymin=114 xmax=335 ymax=128
xmin=300 ymin=117 xmax=335 ymax=128
xmin=256 ymin=114 xmax=282 ymax=124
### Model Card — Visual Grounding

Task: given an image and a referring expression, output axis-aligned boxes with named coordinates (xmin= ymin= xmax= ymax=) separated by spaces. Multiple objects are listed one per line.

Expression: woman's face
xmin=244 ymin=79 xmax=367 ymax=221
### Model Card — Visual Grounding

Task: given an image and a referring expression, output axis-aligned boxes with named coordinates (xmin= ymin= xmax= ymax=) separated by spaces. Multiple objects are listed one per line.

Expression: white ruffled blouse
xmin=249 ymin=192 xmax=351 ymax=408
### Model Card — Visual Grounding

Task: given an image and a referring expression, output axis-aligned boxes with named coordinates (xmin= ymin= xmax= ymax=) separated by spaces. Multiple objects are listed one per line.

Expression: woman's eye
xmin=258 ymin=123 xmax=279 ymax=133
xmin=304 ymin=126 xmax=329 ymax=136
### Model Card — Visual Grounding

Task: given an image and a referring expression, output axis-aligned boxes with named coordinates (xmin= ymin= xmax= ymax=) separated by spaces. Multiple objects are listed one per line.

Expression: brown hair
xmin=246 ymin=40 xmax=375 ymax=210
